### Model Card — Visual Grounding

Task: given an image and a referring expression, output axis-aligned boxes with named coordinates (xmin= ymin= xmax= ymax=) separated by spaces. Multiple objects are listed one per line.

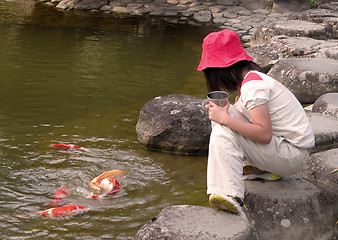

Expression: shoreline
xmin=37 ymin=0 xmax=337 ymax=45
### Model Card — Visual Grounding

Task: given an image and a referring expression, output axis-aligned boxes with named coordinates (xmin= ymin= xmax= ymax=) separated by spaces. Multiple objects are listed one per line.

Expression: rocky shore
xmin=39 ymin=0 xmax=337 ymax=45
xmin=37 ymin=0 xmax=337 ymax=239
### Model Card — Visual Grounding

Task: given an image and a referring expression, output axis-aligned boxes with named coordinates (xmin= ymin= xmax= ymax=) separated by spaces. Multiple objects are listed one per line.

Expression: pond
xmin=0 ymin=0 xmax=222 ymax=239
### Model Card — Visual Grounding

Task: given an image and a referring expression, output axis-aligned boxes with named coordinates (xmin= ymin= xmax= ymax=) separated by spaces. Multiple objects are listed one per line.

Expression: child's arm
xmin=206 ymin=101 xmax=272 ymax=144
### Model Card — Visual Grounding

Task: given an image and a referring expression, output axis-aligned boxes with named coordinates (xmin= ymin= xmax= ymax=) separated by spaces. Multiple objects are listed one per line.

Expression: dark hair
xmin=203 ymin=61 xmax=262 ymax=92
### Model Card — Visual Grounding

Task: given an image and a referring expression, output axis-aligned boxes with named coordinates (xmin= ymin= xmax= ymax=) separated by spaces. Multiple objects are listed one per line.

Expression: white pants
xmin=207 ymin=105 xmax=309 ymax=199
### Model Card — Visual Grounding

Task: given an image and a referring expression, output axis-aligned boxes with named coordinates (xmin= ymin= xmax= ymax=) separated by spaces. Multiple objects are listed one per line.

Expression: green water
xmin=0 ymin=0 xmax=219 ymax=239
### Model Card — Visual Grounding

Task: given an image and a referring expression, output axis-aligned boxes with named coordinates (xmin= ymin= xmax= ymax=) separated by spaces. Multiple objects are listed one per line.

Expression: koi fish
xmin=51 ymin=144 xmax=89 ymax=151
xmin=91 ymin=178 xmax=120 ymax=200
xmin=90 ymin=169 xmax=126 ymax=191
xmin=35 ymin=205 xmax=88 ymax=218
xmin=47 ymin=187 xmax=68 ymax=209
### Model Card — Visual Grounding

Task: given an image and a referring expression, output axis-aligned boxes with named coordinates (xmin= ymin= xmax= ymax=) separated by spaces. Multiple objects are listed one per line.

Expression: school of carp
xmin=23 ymin=144 xmax=127 ymax=219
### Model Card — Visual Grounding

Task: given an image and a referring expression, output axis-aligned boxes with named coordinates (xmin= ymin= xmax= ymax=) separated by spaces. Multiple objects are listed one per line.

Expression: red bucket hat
xmin=197 ymin=29 xmax=253 ymax=71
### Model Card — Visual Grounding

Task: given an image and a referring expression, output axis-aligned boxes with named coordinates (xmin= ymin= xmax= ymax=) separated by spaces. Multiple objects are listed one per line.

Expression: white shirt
xmin=234 ymin=70 xmax=315 ymax=148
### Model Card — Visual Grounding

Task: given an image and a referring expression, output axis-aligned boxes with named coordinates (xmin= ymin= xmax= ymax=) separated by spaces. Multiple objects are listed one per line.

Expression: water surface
xmin=0 ymin=1 xmax=218 ymax=239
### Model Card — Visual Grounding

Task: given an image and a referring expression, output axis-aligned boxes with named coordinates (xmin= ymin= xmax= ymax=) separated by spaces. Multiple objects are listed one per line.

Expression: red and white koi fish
xmin=50 ymin=144 xmax=89 ymax=151
xmin=47 ymin=187 xmax=68 ymax=209
xmin=35 ymin=205 xmax=88 ymax=218
xmin=91 ymin=178 xmax=120 ymax=200
xmin=90 ymin=169 xmax=126 ymax=191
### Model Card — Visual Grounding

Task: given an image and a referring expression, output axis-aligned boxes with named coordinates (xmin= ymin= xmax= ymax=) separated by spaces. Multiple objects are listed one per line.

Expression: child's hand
xmin=205 ymin=101 xmax=230 ymax=125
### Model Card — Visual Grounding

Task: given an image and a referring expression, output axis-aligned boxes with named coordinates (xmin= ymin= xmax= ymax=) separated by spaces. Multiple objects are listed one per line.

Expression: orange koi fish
xmin=90 ymin=169 xmax=126 ymax=191
xmin=51 ymin=144 xmax=89 ymax=151
xmin=35 ymin=205 xmax=88 ymax=218
xmin=91 ymin=178 xmax=120 ymax=200
xmin=47 ymin=187 xmax=68 ymax=209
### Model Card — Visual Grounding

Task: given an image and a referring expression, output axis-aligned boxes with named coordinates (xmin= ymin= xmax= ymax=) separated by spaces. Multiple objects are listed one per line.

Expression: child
xmin=197 ymin=29 xmax=315 ymax=218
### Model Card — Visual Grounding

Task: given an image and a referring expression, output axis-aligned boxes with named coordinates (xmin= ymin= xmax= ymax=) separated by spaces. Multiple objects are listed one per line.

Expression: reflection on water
xmin=0 ymin=0 xmax=214 ymax=239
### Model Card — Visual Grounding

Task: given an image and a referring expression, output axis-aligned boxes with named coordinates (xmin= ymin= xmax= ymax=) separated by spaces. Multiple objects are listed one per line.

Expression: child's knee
xmin=210 ymin=123 xmax=238 ymax=144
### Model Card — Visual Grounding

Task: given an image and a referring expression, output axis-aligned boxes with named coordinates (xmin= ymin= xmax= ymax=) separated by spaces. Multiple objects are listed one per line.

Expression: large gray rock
xmin=312 ymin=92 xmax=338 ymax=119
xmin=267 ymin=58 xmax=338 ymax=103
xmin=247 ymin=36 xmax=338 ymax=73
xmin=308 ymin=112 xmax=338 ymax=152
xmin=244 ymin=176 xmax=338 ymax=240
xmin=135 ymin=205 xmax=260 ymax=240
xmin=136 ymin=94 xmax=211 ymax=154
xmin=298 ymin=148 xmax=338 ymax=195
xmin=251 ymin=20 xmax=333 ymax=46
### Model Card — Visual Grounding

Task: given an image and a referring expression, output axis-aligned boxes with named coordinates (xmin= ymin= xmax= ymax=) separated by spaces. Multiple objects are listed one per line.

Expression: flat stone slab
xmin=268 ymin=58 xmax=338 ymax=103
xmin=289 ymin=8 xmax=338 ymax=39
xmin=307 ymin=112 xmax=338 ymax=152
xmin=299 ymin=148 xmax=338 ymax=195
xmin=135 ymin=205 xmax=259 ymax=240
xmin=244 ymin=176 xmax=337 ymax=240
xmin=246 ymin=36 xmax=338 ymax=73
xmin=251 ymin=20 xmax=333 ymax=46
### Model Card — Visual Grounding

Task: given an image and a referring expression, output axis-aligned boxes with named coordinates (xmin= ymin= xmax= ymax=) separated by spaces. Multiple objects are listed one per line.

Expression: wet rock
xmin=312 ymin=93 xmax=338 ymax=119
xmin=251 ymin=20 xmax=333 ymax=47
xmin=308 ymin=112 xmax=338 ymax=153
xmin=111 ymin=5 xmax=132 ymax=14
xmin=247 ymin=36 xmax=338 ymax=73
xmin=267 ymin=58 xmax=338 ymax=104
xmin=298 ymin=148 xmax=338 ymax=195
xmin=136 ymin=94 xmax=210 ymax=154
xmin=56 ymin=0 xmax=75 ymax=10
xmin=135 ymin=205 xmax=260 ymax=240
xmin=244 ymin=176 xmax=338 ymax=240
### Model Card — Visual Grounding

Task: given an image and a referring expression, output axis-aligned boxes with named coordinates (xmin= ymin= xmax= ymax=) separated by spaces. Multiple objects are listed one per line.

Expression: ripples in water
xmin=1 ymin=143 xmax=175 ymax=239
xmin=0 ymin=0 xmax=211 ymax=238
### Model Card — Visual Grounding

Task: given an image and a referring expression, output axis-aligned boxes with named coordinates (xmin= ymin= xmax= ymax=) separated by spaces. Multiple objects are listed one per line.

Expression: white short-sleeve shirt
xmin=234 ymin=70 xmax=315 ymax=148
